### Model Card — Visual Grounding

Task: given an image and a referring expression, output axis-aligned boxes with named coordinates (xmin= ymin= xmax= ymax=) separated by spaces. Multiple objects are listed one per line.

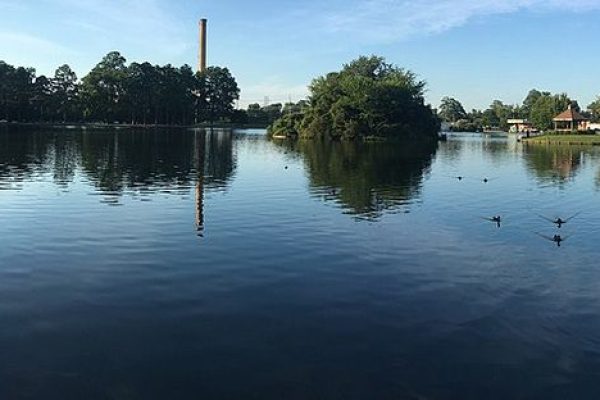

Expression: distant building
xmin=553 ymin=105 xmax=589 ymax=132
xmin=589 ymin=123 xmax=600 ymax=132
xmin=507 ymin=119 xmax=534 ymax=133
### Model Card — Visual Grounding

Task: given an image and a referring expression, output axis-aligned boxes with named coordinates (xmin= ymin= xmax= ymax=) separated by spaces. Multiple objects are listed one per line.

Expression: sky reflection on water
xmin=1 ymin=128 xmax=600 ymax=399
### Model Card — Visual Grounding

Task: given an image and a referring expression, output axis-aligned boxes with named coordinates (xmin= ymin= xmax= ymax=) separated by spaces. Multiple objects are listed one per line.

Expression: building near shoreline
xmin=507 ymin=119 xmax=535 ymax=133
xmin=553 ymin=105 xmax=589 ymax=132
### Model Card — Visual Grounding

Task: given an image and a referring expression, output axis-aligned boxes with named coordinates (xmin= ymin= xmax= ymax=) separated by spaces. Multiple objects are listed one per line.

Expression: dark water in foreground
xmin=2 ymin=128 xmax=600 ymax=399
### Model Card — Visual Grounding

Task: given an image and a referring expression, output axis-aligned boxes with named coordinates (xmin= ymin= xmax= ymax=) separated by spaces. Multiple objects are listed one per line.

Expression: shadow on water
xmin=277 ymin=139 xmax=437 ymax=220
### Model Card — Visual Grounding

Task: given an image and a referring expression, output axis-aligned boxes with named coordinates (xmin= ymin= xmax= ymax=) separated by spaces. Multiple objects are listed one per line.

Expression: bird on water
xmin=535 ymin=232 xmax=569 ymax=247
xmin=537 ymin=212 xmax=581 ymax=229
xmin=482 ymin=215 xmax=502 ymax=228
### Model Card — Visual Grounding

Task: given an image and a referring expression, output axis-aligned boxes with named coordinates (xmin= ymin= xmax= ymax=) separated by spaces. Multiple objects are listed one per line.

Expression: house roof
xmin=553 ymin=106 xmax=588 ymax=122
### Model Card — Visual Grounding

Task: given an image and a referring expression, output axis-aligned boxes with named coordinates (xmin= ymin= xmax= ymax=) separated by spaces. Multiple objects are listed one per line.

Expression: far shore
xmin=0 ymin=121 xmax=268 ymax=130
xmin=522 ymin=133 xmax=600 ymax=145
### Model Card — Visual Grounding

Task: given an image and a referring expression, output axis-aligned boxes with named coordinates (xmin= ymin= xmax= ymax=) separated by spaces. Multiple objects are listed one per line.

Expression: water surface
xmin=2 ymin=128 xmax=600 ymax=399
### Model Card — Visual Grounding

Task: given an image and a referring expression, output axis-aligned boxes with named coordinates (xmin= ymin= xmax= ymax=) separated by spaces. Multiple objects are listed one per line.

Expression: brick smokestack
xmin=198 ymin=18 xmax=207 ymax=73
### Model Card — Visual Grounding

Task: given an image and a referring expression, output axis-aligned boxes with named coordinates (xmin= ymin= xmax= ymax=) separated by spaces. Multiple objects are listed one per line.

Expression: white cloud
xmin=324 ymin=0 xmax=600 ymax=42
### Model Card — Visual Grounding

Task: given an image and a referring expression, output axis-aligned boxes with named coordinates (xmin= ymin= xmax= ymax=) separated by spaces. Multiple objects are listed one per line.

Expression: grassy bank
xmin=523 ymin=133 xmax=600 ymax=145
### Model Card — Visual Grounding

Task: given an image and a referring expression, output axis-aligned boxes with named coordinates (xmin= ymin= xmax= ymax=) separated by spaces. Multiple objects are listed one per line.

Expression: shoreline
xmin=0 ymin=121 xmax=269 ymax=130
xmin=522 ymin=133 xmax=600 ymax=145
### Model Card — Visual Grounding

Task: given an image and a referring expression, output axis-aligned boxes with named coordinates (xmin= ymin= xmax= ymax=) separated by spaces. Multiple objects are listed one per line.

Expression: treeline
xmin=232 ymin=101 xmax=310 ymax=126
xmin=439 ymin=90 xmax=600 ymax=132
xmin=0 ymin=51 xmax=240 ymax=125
xmin=268 ymin=56 xmax=440 ymax=140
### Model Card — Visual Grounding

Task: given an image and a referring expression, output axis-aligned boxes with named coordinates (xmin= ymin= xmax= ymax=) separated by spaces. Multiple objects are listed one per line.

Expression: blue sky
xmin=1 ymin=0 xmax=599 ymax=110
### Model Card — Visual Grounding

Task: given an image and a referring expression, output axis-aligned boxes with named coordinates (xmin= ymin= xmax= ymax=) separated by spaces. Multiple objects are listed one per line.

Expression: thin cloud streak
xmin=0 ymin=32 xmax=76 ymax=56
xmin=323 ymin=0 xmax=600 ymax=42
xmin=0 ymin=32 xmax=78 ymax=75
xmin=39 ymin=0 xmax=191 ymax=61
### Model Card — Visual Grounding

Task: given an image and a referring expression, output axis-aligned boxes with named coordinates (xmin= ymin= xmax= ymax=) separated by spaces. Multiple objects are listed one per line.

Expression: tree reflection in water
xmin=523 ymin=143 xmax=585 ymax=185
xmin=0 ymin=127 xmax=236 ymax=234
xmin=278 ymin=139 xmax=437 ymax=220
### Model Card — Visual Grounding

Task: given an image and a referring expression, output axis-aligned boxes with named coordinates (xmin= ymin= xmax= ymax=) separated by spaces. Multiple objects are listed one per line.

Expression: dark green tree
xmin=588 ymin=97 xmax=600 ymax=123
xmin=269 ymin=56 xmax=439 ymax=140
xmin=246 ymin=103 xmax=265 ymax=124
xmin=521 ymin=89 xmax=548 ymax=118
xmin=439 ymin=97 xmax=467 ymax=122
xmin=52 ymin=64 xmax=79 ymax=122
xmin=80 ymin=51 xmax=128 ymax=122
xmin=264 ymin=103 xmax=283 ymax=123
xmin=31 ymin=75 xmax=53 ymax=121
xmin=530 ymin=95 xmax=557 ymax=131
xmin=199 ymin=66 xmax=240 ymax=123
xmin=528 ymin=92 xmax=575 ymax=130
xmin=0 ymin=61 xmax=17 ymax=120
xmin=11 ymin=67 xmax=37 ymax=121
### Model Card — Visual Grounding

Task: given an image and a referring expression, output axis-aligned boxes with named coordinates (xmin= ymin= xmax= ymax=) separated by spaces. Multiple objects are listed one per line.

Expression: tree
xmin=555 ymin=93 xmax=576 ymax=113
xmin=0 ymin=55 xmax=239 ymax=126
xmin=230 ymin=109 xmax=248 ymax=124
xmin=269 ymin=56 xmax=439 ymax=140
xmin=199 ymin=66 xmax=240 ymax=123
xmin=522 ymin=89 xmax=548 ymax=118
xmin=125 ymin=62 xmax=155 ymax=125
xmin=588 ymin=97 xmax=600 ymax=123
xmin=246 ymin=103 xmax=265 ymax=124
xmin=490 ymin=100 xmax=515 ymax=131
xmin=530 ymin=95 xmax=557 ymax=131
xmin=52 ymin=64 xmax=78 ymax=122
xmin=261 ymin=103 xmax=282 ymax=123
xmin=80 ymin=51 xmax=128 ymax=122
xmin=13 ymin=67 xmax=37 ymax=121
xmin=31 ymin=75 xmax=53 ymax=121
xmin=482 ymin=108 xmax=499 ymax=128
xmin=0 ymin=61 xmax=16 ymax=120
xmin=439 ymin=97 xmax=467 ymax=123
xmin=528 ymin=92 xmax=575 ymax=131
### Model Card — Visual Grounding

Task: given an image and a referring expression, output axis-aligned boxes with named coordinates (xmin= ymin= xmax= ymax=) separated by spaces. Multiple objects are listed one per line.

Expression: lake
xmin=2 ymin=128 xmax=600 ymax=399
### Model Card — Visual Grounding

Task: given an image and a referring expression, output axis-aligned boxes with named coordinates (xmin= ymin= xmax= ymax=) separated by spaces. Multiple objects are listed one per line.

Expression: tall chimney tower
xmin=198 ymin=18 xmax=207 ymax=73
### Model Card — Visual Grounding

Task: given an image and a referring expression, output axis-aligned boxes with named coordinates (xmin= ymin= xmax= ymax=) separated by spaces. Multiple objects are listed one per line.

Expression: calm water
xmin=2 ymin=128 xmax=600 ymax=399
